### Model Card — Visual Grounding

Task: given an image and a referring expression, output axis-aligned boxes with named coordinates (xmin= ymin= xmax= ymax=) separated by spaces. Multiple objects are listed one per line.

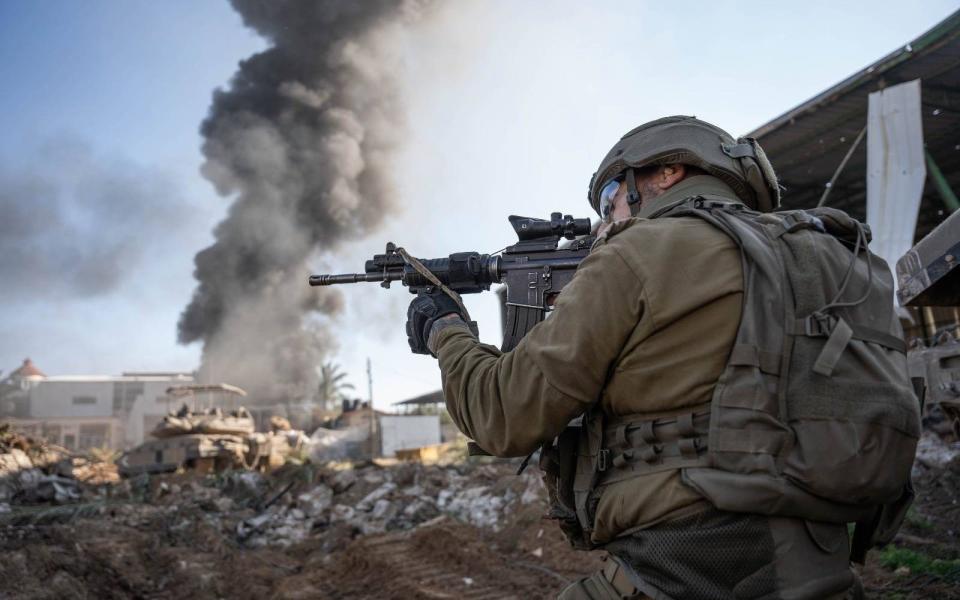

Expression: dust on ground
xmin=1 ymin=430 xmax=959 ymax=599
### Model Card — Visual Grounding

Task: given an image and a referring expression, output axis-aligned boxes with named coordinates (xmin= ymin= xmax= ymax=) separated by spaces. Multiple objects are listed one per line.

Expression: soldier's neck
xmin=635 ymin=175 xmax=738 ymax=219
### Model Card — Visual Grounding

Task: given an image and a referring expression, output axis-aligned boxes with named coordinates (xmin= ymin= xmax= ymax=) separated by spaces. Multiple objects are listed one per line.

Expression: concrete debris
xmin=521 ymin=477 xmax=542 ymax=505
xmin=329 ymin=468 xmax=357 ymax=493
xmin=296 ymin=485 xmax=333 ymax=518
xmin=54 ymin=455 xmax=533 ymax=550
xmin=32 ymin=475 xmax=81 ymax=504
xmin=309 ymin=426 xmax=369 ymax=462
xmin=213 ymin=497 xmax=234 ymax=513
xmin=2 ymin=435 xmax=955 ymax=600
xmin=226 ymin=461 xmax=542 ymax=548
xmin=0 ymin=423 xmax=119 ymax=505
xmin=438 ymin=485 xmax=511 ymax=530
xmin=330 ymin=504 xmax=356 ymax=522
xmin=914 ymin=431 xmax=960 ymax=472
xmin=371 ymin=498 xmax=395 ymax=520
xmin=356 ymin=482 xmax=397 ymax=511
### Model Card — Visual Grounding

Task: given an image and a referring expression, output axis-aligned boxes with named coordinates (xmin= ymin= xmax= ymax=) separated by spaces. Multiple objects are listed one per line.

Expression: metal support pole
xmin=818 ymin=125 xmax=867 ymax=208
xmin=367 ymin=358 xmax=376 ymax=458
xmin=925 ymin=149 xmax=960 ymax=213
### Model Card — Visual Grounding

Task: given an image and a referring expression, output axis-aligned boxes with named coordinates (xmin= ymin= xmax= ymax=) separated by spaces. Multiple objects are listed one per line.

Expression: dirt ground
xmin=855 ymin=433 xmax=960 ymax=599
xmin=1 ymin=437 xmax=959 ymax=600
xmin=0 ymin=458 xmax=601 ymax=600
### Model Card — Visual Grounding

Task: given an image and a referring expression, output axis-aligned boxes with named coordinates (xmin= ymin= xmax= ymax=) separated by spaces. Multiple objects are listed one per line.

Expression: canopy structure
xmin=393 ymin=390 xmax=444 ymax=407
xmin=747 ymin=9 xmax=960 ymax=241
xmin=166 ymin=383 xmax=248 ymax=398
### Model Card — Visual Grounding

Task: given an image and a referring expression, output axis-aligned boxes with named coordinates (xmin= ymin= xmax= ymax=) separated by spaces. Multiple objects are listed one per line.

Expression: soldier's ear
xmin=658 ymin=164 xmax=686 ymax=190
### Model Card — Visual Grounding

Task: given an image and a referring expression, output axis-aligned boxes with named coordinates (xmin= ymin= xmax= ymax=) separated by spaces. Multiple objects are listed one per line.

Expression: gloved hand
xmin=406 ymin=290 xmax=468 ymax=356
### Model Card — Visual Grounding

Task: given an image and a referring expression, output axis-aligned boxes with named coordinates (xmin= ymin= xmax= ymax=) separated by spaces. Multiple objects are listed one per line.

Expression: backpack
xmin=568 ymin=195 xmax=921 ymax=550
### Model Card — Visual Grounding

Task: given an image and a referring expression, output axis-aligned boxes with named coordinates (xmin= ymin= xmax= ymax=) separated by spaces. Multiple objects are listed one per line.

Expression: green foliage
xmin=878 ymin=546 xmax=960 ymax=580
xmin=316 ymin=362 xmax=355 ymax=412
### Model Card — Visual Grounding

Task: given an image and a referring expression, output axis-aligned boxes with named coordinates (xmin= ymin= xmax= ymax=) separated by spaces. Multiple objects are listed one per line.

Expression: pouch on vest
xmin=540 ymin=417 xmax=594 ymax=549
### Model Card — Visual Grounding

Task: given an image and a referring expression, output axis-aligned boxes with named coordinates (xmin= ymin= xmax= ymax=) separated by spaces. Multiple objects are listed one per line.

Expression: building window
xmin=42 ymin=424 xmax=62 ymax=445
xmin=17 ymin=424 xmax=39 ymax=437
xmin=78 ymin=424 xmax=109 ymax=449
xmin=72 ymin=396 xmax=97 ymax=405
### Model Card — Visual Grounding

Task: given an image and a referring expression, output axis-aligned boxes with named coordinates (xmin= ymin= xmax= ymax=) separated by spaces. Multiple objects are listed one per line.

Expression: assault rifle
xmin=309 ymin=212 xmax=594 ymax=351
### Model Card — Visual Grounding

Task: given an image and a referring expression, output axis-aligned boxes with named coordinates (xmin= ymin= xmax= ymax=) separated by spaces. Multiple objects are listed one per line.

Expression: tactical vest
xmin=567 ymin=195 xmax=921 ymax=546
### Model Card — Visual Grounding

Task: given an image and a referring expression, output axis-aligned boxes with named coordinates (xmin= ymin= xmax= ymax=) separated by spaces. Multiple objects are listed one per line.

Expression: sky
xmin=1 ymin=0 xmax=957 ymax=409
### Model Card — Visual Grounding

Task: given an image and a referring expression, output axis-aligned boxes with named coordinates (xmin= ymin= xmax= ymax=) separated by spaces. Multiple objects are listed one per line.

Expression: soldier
xmin=405 ymin=116 xmax=915 ymax=599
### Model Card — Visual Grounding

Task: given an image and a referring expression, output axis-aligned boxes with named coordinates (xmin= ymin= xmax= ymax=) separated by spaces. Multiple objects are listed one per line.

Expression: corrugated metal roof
xmin=747 ymin=10 xmax=960 ymax=240
xmin=393 ymin=390 xmax=444 ymax=406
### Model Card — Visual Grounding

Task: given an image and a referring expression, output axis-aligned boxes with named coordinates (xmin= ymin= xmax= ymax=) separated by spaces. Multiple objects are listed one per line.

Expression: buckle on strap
xmin=777 ymin=211 xmax=826 ymax=237
xmin=803 ymin=312 xmax=837 ymax=337
xmin=722 ymin=141 xmax=756 ymax=159
xmin=692 ymin=195 xmax=745 ymax=211
xmin=598 ymin=449 xmax=610 ymax=472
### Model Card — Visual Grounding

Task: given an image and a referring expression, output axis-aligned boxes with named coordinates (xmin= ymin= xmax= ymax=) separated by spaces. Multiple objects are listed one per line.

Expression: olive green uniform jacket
xmin=433 ymin=175 xmax=744 ymax=544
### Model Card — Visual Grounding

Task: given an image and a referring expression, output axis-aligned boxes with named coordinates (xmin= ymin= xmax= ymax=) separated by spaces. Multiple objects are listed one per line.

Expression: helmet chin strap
xmin=624 ymin=167 xmax=643 ymax=217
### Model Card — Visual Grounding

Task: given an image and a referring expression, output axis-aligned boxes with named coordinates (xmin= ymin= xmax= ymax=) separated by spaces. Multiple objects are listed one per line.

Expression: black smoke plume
xmin=179 ymin=0 xmax=426 ymax=401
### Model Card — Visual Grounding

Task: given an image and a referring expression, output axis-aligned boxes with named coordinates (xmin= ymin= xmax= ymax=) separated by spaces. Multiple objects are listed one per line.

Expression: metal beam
xmin=926 ymin=149 xmax=960 ymax=213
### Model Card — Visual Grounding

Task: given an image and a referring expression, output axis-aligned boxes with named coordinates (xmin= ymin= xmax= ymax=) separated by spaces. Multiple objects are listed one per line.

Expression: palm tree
xmin=317 ymin=362 xmax=355 ymax=412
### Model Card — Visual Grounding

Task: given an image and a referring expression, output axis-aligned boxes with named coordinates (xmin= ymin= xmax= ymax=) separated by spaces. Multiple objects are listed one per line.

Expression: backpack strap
xmin=773 ymin=211 xmax=826 ymax=237
xmin=787 ymin=313 xmax=907 ymax=377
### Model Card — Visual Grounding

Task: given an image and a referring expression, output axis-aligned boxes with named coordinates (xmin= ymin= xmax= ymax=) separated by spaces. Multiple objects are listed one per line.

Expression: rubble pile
xmin=50 ymin=458 xmax=546 ymax=554
xmin=66 ymin=454 xmax=121 ymax=486
xmin=0 ymin=424 xmax=120 ymax=507
xmin=0 ymin=425 xmax=72 ymax=505
xmin=2 ymin=426 xmax=959 ymax=598
xmin=231 ymin=461 xmax=543 ymax=549
xmin=0 ymin=455 xmax=596 ymax=600
xmin=914 ymin=430 xmax=960 ymax=471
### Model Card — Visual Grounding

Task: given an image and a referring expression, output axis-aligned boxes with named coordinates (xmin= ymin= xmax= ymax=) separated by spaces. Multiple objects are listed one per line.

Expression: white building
xmin=1 ymin=359 xmax=196 ymax=450
xmin=378 ymin=414 xmax=441 ymax=456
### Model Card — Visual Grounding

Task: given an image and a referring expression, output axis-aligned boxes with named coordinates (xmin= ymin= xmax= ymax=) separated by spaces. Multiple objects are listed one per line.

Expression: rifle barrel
xmin=308 ymin=272 xmax=402 ymax=286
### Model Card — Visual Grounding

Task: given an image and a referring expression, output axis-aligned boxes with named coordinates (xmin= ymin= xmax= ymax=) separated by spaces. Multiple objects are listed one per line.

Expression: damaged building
xmin=0 ymin=359 xmax=195 ymax=450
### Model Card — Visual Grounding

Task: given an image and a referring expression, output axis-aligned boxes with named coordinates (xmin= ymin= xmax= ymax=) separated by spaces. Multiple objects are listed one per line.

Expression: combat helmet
xmin=588 ymin=116 xmax=780 ymax=215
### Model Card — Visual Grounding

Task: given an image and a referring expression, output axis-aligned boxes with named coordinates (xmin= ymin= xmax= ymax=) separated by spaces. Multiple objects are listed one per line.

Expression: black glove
xmin=406 ymin=290 xmax=468 ymax=355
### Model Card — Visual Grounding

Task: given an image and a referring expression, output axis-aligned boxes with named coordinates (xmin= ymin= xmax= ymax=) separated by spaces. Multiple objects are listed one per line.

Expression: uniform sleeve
xmin=433 ymin=242 xmax=646 ymax=457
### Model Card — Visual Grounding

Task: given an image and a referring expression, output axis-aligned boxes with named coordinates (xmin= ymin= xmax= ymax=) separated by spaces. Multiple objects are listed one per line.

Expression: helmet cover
xmin=587 ymin=116 xmax=780 ymax=213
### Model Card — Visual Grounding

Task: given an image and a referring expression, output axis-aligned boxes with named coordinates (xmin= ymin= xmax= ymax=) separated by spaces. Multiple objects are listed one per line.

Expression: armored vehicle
xmin=119 ymin=384 xmax=292 ymax=476
xmin=898 ymin=208 xmax=960 ymax=437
